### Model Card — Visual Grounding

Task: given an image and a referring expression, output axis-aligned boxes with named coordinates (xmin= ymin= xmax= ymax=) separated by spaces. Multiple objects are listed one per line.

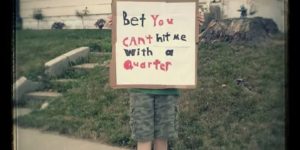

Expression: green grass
xmin=14 ymin=29 xmax=111 ymax=81
xmin=174 ymin=39 xmax=285 ymax=149
xmin=15 ymin=30 xmax=285 ymax=150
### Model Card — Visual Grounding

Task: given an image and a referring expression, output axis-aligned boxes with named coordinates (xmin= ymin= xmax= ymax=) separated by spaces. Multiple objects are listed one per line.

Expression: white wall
xmin=20 ymin=0 xmax=112 ymax=29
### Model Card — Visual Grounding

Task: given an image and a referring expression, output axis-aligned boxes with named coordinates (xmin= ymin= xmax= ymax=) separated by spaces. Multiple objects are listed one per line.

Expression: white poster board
xmin=110 ymin=0 xmax=198 ymax=89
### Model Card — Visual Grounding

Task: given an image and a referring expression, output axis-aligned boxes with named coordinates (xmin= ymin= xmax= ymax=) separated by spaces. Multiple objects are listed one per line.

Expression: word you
xmin=123 ymin=11 xmax=174 ymax=27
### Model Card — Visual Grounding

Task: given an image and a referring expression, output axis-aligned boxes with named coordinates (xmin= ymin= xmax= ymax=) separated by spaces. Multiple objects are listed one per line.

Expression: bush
xmin=88 ymin=43 xmax=101 ymax=52
xmin=51 ymin=22 xmax=66 ymax=29
xmin=95 ymin=19 xmax=106 ymax=30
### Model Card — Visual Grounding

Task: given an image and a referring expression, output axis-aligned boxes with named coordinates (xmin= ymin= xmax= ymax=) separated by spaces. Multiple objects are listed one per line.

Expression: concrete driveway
xmin=13 ymin=108 xmax=130 ymax=150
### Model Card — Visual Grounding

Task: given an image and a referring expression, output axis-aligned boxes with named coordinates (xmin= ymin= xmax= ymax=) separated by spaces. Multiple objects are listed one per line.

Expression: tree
xmin=33 ymin=9 xmax=44 ymax=29
xmin=75 ymin=7 xmax=89 ymax=29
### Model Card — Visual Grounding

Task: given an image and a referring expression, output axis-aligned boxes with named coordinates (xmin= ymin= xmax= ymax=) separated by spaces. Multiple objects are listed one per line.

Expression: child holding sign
xmin=107 ymin=9 xmax=204 ymax=150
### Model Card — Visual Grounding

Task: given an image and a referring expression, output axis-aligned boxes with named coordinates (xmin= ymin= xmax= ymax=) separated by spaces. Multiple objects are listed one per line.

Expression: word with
xmin=124 ymin=47 xmax=153 ymax=56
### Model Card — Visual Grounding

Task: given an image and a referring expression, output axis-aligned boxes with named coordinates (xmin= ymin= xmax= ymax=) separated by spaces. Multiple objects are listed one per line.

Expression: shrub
xmin=51 ymin=22 xmax=66 ymax=29
xmin=95 ymin=19 xmax=106 ymax=30
xmin=88 ymin=43 xmax=101 ymax=52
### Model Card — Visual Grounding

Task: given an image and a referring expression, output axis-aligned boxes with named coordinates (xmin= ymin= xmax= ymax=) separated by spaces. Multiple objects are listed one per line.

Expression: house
xmin=19 ymin=0 xmax=286 ymax=32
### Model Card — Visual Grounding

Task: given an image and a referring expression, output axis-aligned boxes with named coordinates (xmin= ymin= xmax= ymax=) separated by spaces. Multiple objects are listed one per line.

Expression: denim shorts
xmin=129 ymin=92 xmax=179 ymax=142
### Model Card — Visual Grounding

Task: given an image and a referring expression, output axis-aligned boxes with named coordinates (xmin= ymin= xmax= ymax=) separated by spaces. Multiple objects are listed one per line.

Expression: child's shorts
xmin=129 ymin=92 xmax=179 ymax=142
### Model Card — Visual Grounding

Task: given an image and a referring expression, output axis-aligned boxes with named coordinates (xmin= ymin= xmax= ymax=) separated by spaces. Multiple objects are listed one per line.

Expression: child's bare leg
xmin=137 ymin=141 xmax=152 ymax=150
xmin=154 ymin=138 xmax=168 ymax=150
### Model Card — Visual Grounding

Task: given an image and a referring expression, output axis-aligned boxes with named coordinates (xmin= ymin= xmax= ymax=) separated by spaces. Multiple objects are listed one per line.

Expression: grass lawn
xmin=15 ymin=29 xmax=285 ymax=150
xmin=14 ymin=29 xmax=111 ymax=81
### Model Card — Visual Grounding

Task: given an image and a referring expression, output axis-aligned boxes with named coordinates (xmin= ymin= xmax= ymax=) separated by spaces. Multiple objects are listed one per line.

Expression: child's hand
xmin=197 ymin=11 xmax=205 ymax=28
xmin=106 ymin=15 xmax=112 ymax=28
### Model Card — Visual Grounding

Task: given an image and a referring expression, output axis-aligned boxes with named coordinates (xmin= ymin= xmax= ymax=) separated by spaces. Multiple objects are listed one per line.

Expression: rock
xmin=40 ymin=102 xmax=49 ymax=110
xmin=37 ymin=75 xmax=43 ymax=80
xmin=100 ymin=60 xmax=110 ymax=67
xmin=236 ymin=79 xmax=245 ymax=85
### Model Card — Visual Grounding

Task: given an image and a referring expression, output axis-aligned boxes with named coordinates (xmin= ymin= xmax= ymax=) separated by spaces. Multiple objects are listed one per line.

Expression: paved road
xmin=13 ymin=108 xmax=130 ymax=150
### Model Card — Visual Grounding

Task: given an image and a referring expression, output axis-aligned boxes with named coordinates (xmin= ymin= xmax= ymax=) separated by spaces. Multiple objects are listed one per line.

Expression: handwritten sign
xmin=110 ymin=0 xmax=198 ymax=89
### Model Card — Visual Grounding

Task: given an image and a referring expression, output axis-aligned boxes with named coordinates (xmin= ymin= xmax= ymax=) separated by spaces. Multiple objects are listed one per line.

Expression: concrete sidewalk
xmin=13 ymin=108 xmax=130 ymax=150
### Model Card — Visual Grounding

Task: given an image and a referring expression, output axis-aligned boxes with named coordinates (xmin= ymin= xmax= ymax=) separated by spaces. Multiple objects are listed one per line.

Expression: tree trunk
xmin=81 ymin=18 xmax=85 ymax=29
xmin=200 ymin=17 xmax=280 ymax=44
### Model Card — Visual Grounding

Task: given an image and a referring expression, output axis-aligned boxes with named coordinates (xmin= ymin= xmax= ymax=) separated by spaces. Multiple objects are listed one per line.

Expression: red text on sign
xmin=151 ymin=15 xmax=174 ymax=27
xmin=123 ymin=35 xmax=153 ymax=47
xmin=123 ymin=59 xmax=172 ymax=72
